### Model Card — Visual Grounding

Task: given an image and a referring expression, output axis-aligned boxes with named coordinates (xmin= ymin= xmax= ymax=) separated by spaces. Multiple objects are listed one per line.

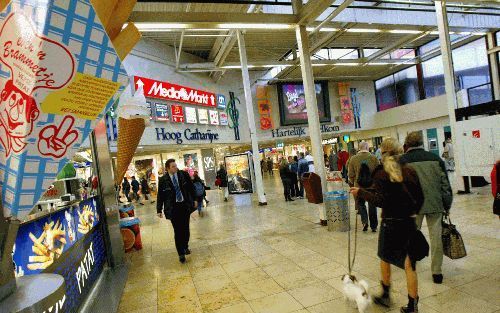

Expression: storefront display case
xmin=225 ymin=153 xmax=253 ymax=194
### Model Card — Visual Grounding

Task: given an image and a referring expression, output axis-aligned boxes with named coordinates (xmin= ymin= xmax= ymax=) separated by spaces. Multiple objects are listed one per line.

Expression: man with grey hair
xmin=348 ymin=141 xmax=380 ymax=232
xmin=401 ymin=131 xmax=453 ymax=284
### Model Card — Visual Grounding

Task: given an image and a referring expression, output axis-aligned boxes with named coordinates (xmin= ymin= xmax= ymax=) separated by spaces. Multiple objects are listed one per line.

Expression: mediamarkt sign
xmin=134 ymin=76 xmax=216 ymax=107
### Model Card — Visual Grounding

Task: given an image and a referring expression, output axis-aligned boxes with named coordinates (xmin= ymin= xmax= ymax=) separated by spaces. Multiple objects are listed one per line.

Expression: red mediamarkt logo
xmin=134 ymin=76 xmax=216 ymax=107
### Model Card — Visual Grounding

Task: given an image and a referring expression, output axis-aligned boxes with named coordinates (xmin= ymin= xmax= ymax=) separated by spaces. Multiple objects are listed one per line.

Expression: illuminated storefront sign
xmin=155 ymin=128 xmax=219 ymax=144
xmin=134 ymin=76 xmax=216 ymax=107
xmin=322 ymin=138 xmax=338 ymax=145
xmin=217 ymin=94 xmax=227 ymax=109
xmin=185 ymin=107 xmax=197 ymax=124
xmin=171 ymin=105 xmax=184 ymax=123
xmin=155 ymin=103 xmax=170 ymax=121
xmin=271 ymin=124 xmax=340 ymax=138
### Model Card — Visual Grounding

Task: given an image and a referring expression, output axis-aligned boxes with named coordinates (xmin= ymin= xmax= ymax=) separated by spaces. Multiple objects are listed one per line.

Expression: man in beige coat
xmin=348 ymin=142 xmax=380 ymax=232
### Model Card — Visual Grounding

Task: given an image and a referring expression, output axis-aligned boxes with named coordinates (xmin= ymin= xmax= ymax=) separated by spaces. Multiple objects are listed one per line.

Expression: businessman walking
xmin=157 ymin=159 xmax=197 ymax=263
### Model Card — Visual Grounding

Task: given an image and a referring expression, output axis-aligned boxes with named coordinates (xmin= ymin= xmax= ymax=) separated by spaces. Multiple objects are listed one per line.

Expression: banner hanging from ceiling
xmin=0 ymin=0 xmax=128 ymax=218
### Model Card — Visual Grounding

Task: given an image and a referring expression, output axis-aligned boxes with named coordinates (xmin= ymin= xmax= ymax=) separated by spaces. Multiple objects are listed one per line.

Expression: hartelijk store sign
xmin=134 ymin=76 xmax=217 ymax=107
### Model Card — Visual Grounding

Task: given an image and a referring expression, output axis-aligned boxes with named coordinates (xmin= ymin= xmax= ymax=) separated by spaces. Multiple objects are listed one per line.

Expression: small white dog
xmin=341 ymin=274 xmax=371 ymax=313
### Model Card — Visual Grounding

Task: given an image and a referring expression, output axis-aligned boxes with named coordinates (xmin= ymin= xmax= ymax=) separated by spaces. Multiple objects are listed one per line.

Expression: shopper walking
xmin=328 ymin=150 xmax=338 ymax=172
xmin=401 ymin=131 xmax=453 ymax=284
xmin=121 ymin=177 xmax=131 ymax=202
xmin=350 ymin=138 xmax=424 ymax=313
xmin=140 ymin=176 xmax=154 ymax=204
xmin=267 ymin=157 xmax=274 ymax=176
xmin=290 ymin=156 xmax=300 ymax=198
xmin=192 ymin=172 xmax=206 ymax=217
xmin=304 ymin=151 xmax=315 ymax=173
xmin=491 ymin=160 xmax=500 ymax=218
xmin=157 ymin=159 xmax=197 ymax=264
xmin=348 ymin=142 xmax=380 ymax=232
xmin=442 ymin=138 xmax=455 ymax=171
xmin=297 ymin=152 xmax=308 ymax=198
xmin=338 ymin=148 xmax=349 ymax=180
xmin=216 ymin=164 xmax=229 ymax=202
xmin=279 ymin=158 xmax=293 ymax=201
xmin=130 ymin=176 xmax=141 ymax=204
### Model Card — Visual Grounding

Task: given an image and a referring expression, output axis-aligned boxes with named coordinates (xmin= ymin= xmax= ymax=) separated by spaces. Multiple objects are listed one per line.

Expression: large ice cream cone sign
xmin=115 ymin=86 xmax=150 ymax=185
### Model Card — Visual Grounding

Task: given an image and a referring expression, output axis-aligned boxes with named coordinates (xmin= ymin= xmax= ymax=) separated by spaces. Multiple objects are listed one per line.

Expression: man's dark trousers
xmin=170 ymin=202 xmax=191 ymax=256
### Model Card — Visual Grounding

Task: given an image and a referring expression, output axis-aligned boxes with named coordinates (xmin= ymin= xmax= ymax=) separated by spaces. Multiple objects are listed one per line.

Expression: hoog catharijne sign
xmin=0 ymin=1 xmax=128 ymax=218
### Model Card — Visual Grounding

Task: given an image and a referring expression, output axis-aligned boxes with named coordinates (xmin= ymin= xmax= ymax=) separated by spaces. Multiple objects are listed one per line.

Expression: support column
xmin=295 ymin=25 xmax=327 ymax=221
xmin=486 ymin=32 xmax=500 ymax=100
xmin=236 ymin=30 xmax=267 ymax=205
xmin=435 ymin=0 xmax=467 ymax=193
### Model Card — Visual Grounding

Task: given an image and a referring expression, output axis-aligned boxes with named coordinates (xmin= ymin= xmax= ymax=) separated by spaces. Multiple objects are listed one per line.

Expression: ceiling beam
xmin=129 ymin=12 xmax=297 ymax=25
xmin=297 ymin=0 xmax=335 ymax=25
xmin=364 ymin=31 xmax=430 ymax=62
xmin=309 ymin=0 xmax=355 ymax=35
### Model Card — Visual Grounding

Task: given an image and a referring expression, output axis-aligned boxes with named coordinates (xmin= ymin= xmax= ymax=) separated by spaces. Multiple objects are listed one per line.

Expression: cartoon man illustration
xmin=0 ymin=80 xmax=40 ymax=156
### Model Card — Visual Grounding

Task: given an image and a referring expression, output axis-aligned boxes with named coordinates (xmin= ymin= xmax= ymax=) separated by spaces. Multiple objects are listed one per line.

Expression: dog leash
xmin=347 ymin=188 xmax=358 ymax=275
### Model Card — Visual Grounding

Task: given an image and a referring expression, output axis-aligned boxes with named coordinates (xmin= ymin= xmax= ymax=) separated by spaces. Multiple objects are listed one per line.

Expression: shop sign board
xmin=472 ymin=130 xmax=480 ymax=138
xmin=225 ymin=153 xmax=253 ymax=194
xmin=271 ymin=124 xmax=340 ymax=138
xmin=13 ymin=197 xmax=106 ymax=313
xmin=198 ymin=109 xmax=209 ymax=124
xmin=209 ymin=110 xmax=219 ymax=125
xmin=134 ymin=76 xmax=216 ymax=107
xmin=155 ymin=103 xmax=170 ymax=121
xmin=217 ymin=94 xmax=227 ymax=109
xmin=146 ymin=101 xmax=154 ymax=120
xmin=322 ymin=138 xmax=338 ymax=145
xmin=185 ymin=107 xmax=198 ymax=124
xmin=219 ymin=112 xmax=229 ymax=126
xmin=171 ymin=105 xmax=184 ymax=123
xmin=201 ymin=149 xmax=217 ymax=188
xmin=0 ymin=1 xmax=128 ymax=218
xmin=156 ymin=128 xmax=220 ymax=144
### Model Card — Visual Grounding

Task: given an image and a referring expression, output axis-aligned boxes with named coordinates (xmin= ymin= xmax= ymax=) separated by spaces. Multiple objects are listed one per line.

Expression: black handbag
xmin=409 ymin=228 xmax=429 ymax=261
xmin=442 ymin=214 xmax=467 ymax=259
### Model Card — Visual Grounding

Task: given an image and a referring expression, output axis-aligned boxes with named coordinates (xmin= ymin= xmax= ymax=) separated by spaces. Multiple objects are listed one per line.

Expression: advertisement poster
xmin=209 ymin=110 xmax=219 ymax=125
xmin=217 ymin=94 xmax=227 ymax=109
xmin=277 ymin=82 xmax=330 ymax=126
xmin=225 ymin=154 xmax=253 ymax=194
xmin=183 ymin=153 xmax=198 ymax=177
xmin=201 ymin=149 xmax=216 ymax=188
xmin=185 ymin=107 xmax=197 ymax=124
xmin=155 ymin=103 xmax=170 ymax=121
xmin=171 ymin=105 xmax=184 ymax=123
xmin=198 ymin=109 xmax=209 ymax=124
xmin=0 ymin=1 xmax=128 ymax=218
xmin=219 ymin=112 xmax=229 ymax=126
xmin=134 ymin=159 xmax=154 ymax=181
xmin=13 ymin=197 xmax=104 ymax=313
xmin=146 ymin=101 xmax=154 ymax=120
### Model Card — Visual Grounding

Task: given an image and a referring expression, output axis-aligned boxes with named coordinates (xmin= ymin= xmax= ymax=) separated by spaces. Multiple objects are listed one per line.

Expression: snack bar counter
xmin=11 ymin=196 xmax=106 ymax=313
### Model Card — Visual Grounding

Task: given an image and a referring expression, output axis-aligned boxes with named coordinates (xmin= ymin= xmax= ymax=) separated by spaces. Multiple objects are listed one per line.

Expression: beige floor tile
xmin=307 ymin=261 xmax=347 ymax=281
xmin=157 ymin=298 xmax=203 ymax=313
xmin=118 ymin=304 xmax=157 ymax=313
xmin=421 ymin=289 xmax=499 ymax=313
xmin=288 ymin=281 xmax=342 ymax=307
xmin=158 ymin=280 xmax=198 ymax=305
xmin=262 ymin=261 xmax=303 ymax=277
xmin=229 ymin=267 xmax=271 ymax=285
xmin=212 ymin=302 xmax=255 ymax=313
xmin=237 ymin=278 xmax=284 ymax=301
xmin=192 ymin=265 xmax=228 ymax=282
xmin=194 ymin=275 xmax=234 ymax=294
xmin=274 ymin=270 xmax=321 ymax=290
xmin=198 ymin=286 xmax=245 ymax=312
xmin=222 ymin=258 xmax=258 ymax=274
xmin=293 ymin=253 xmax=331 ymax=269
xmin=249 ymin=291 xmax=303 ymax=313
xmin=251 ymin=253 xmax=288 ymax=267
xmin=216 ymin=250 xmax=251 ymax=264
xmin=455 ymin=277 xmax=500 ymax=307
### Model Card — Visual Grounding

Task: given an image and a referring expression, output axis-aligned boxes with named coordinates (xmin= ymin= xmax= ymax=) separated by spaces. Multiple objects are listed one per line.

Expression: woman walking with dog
xmin=350 ymin=138 xmax=425 ymax=313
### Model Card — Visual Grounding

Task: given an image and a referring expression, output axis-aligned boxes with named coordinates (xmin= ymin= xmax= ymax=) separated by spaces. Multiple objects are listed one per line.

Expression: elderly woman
xmin=350 ymin=138 xmax=424 ymax=313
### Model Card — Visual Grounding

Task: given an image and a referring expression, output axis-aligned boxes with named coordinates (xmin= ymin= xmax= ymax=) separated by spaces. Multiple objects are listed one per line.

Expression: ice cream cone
xmin=114 ymin=85 xmax=150 ymax=185
xmin=115 ymin=117 xmax=145 ymax=185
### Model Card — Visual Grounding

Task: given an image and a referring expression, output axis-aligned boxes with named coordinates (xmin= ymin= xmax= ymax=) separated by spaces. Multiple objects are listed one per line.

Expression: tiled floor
xmin=117 ymin=174 xmax=499 ymax=313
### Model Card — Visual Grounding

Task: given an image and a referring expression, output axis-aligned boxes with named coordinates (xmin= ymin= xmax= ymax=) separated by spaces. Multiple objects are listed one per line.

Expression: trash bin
xmin=324 ymin=190 xmax=349 ymax=232
xmin=302 ymin=172 xmax=323 ymax=204
xmin=119 ymin=217 xmax=142 ymax=252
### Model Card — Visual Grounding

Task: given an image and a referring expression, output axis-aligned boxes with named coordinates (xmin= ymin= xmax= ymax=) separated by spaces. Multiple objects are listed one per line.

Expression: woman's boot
xmin=400 ymin=295 xmax=418 ymax=313
xmin=373 ymin=282 xmax=391 ymax=307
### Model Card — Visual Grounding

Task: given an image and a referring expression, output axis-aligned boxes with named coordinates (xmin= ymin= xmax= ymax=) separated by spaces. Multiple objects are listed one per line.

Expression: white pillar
xmin=487 ymin=32 xmax=500 ymax=100
xmin=236 ymin=31 xmax=267 ymax=205
xmin=296 ymin=25 xmax=327 ymax=219
xmin=435 ymin=0 xmax=464 ymax=192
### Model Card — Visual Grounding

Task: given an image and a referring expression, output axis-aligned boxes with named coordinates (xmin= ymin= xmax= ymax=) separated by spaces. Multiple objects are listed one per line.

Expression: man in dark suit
xmin=157 ymin=159 xmax=197 ymax=263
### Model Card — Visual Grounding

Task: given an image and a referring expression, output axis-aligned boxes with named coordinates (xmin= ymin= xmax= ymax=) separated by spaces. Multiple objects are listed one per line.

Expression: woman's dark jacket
xmin=216 ymin=169 xmax=228 ymax=187
xmin=279 ymin=164 xmax=292 ymax=183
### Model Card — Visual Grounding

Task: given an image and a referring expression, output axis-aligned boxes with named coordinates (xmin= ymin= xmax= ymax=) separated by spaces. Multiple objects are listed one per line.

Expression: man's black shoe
xmin=179 ymin=255 xmax=186 ymax=263
xmin=432 ymin=274 xmax=443 ymax=284
xmin=185 ymin=248 xmax=191 ymax=255
xmin=372 ymin=228 xmax=377 ymax=233
xmin=363 ymin=224 xmax=368 ymax=232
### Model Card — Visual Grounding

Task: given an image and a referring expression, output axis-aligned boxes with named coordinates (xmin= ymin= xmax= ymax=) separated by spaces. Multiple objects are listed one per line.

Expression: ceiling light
xmin=306 ymin=27 xmax=339 ymax=32
xmin=388 ymin=30 xmax=422 ymax=34
xmin=184 ymin=34 xmax=231 ymax=37
xmin=347 ymin=28 xmax=382 ymax=33
xmin=219 ymin=23 xmax=293 ymax=30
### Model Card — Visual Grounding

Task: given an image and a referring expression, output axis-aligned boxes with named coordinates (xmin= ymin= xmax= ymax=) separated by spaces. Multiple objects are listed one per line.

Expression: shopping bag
xmin=442 ymin=214 xmax=467 ymax=259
